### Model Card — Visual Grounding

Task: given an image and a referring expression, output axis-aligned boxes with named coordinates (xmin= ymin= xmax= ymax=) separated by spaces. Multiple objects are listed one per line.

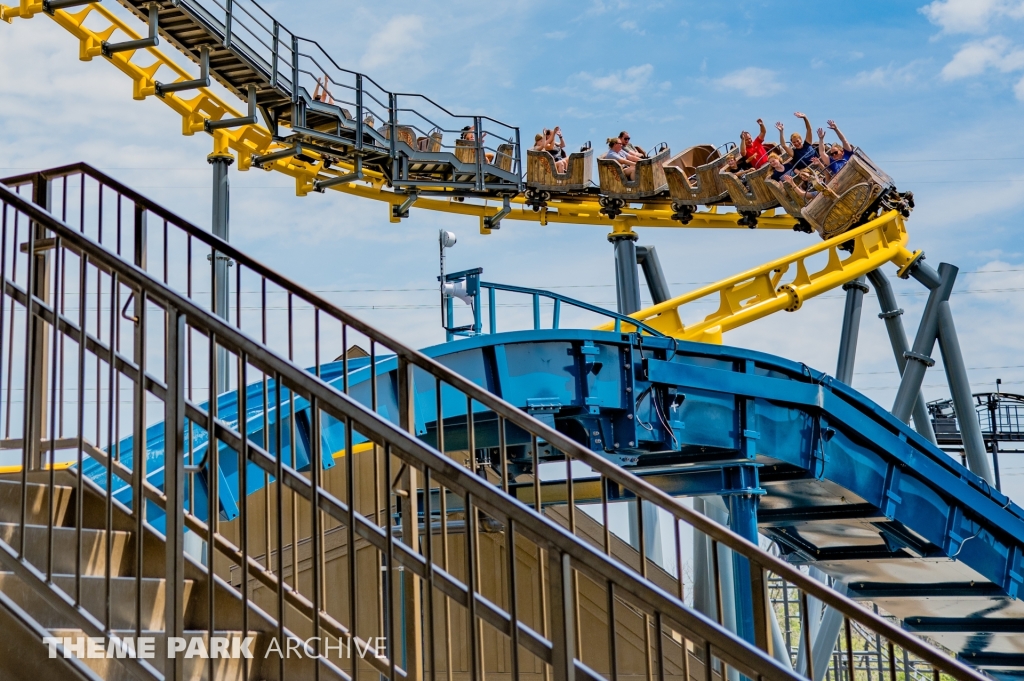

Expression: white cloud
xmin=359 ymin=15 xmax=425 ymax=71
xmin=621 ymin=20 xmax=645 ymax=35
xmin=584 ymin=64 xmax=657 ymax=95
xmin=712 ymin=67 xmax=784 ymax=97
xmin=940 ymin=36 xmax=1024 ymax=79
xmin=1016 ymin=74 xmax=1024 ymax=99
xmin=920 ymin=0 xmax=1024 ymax=34
xmin=544 ymin=30 xmax=568 ymax=39
xmin=847 ymin=60 xmax=929 ymax=88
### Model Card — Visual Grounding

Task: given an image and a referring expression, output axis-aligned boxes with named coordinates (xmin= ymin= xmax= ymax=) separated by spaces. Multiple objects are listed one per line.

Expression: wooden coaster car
xmin=597 ymin=145 xmax=670 ymax=200
xmin=664 ymin=144 xmax=735 ymax=206
xmin=525 ymin=148 xmax=594 ymax=192
xmin=801 ymin=153 xmax=888 ymax=239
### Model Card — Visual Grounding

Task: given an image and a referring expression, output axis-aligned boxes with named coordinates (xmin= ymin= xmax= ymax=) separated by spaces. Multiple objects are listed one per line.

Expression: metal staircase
xmin=108 ymin=0 xmax=522 ymax=199
xmin=0 ymin=164 xmax=981 ymax=681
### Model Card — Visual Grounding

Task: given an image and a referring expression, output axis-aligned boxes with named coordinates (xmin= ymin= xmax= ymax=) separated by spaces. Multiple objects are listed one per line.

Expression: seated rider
xmin=602 ymin=137 xmax=637 ymax=180
xmin=767 ymin=153 xmax=794 ymax=182
xmin=312 ymin=75 xmax=334 ymax=104
xmin=777 ymin=112 xmax=817 ymax=170
xmin=462 ymin=125 xmax=495 ymax=164
xmin=535 ymin=130 xmax=568 ymax=173
xmin=824 ymin=119 xmax=853 ymax=175
xmin=816 ymin=121 xmax=853 ymax=178
xmin=620 ymin=131 xmax=646 ymax=158
xmin=740 ymin=119 xmax=769 ymax=169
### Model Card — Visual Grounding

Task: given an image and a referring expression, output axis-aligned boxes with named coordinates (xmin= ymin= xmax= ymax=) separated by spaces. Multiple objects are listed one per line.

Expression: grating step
xmin=0 ymin=479 xmax=73 ymax=526
xmin=0 ymin=522 xmax=132 ymax=577
xmin=0 ymin=572 xmax=194 ymax=631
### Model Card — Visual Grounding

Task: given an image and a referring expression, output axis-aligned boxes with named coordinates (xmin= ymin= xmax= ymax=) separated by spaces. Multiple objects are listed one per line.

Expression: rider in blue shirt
xmin=817 ymin=119 xmax=854 ymax=178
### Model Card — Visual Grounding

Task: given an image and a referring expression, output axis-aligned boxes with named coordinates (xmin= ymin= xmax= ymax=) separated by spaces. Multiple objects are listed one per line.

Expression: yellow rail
xmin=595 ymin=211 xmax=918 ymax=343
xmin=0 ymin=1 xmax=800 ymax=234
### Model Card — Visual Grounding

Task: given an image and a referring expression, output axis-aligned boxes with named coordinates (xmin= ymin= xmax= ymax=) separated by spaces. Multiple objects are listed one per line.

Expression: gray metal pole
xmin=635 ymin=245 xmax=672 ymax=304
xmin=937 ymin=301 xmax=995 ymax=484
xmin=835 ymin=277 xmax=867 ymax=385
xmin=866 ymin=269 xmax=937 ymax=444
xmin=891 ymin=263 xmax=957 ymax=423
xmin=611 ymin=233 xmax=641 ymax=314
xmin=809 ymin=582 xmax=849 ymax=681
xmin=210 ymin=154 xmax=233 ymax=395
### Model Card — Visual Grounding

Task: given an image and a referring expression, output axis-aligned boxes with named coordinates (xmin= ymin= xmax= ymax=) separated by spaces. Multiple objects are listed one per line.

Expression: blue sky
xmin=1 ymin=0 xmax=1023 ymax=416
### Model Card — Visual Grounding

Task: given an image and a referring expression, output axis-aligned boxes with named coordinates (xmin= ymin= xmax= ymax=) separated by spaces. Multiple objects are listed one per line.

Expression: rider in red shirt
xmin=740 ymin=119 xmax=769 ymax=169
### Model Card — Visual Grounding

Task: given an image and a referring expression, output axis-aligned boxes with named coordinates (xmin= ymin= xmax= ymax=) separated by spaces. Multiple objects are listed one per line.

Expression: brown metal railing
xmin=0 ymin=164 xmax=981 ymax=681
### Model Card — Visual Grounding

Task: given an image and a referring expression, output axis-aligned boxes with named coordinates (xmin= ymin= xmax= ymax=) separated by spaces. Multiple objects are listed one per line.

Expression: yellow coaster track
xmin=2 ymin=0 xmax=920 ymax=346
xmin=0 ymin=0 xmax=798 ymax=233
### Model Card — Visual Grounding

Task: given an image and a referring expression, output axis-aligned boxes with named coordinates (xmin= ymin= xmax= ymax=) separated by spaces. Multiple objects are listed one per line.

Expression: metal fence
xmin=0 ymin=164 xmax=982 ymax=681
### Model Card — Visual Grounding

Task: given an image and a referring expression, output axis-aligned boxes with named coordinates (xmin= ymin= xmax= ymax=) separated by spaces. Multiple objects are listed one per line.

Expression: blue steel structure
xmin=88 ymin=328 xmax=1024 ymax=678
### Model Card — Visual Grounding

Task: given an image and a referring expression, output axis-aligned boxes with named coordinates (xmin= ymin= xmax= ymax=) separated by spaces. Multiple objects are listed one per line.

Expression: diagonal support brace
xmin=483 ymin=194 xmax=512 ymax=230
xmin=205 ymin=84 xmax=258 ymax=132
xmin=156 ymin=45 xmax=209 ymax=97
xmin=314 ymin=157 xmax=363 ymax=192
xmin=391 ymin=190 xmax=419 ymax=219
xmin=102 ymin=3 xmax=158 ymax=57
xmin=251 ymin=144 xmax=303 ymax=170
xmin=43 ymin=0 xmax=94 ymax=13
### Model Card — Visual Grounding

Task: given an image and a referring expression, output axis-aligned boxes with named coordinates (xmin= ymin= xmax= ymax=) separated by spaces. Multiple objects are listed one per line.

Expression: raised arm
xmin=795 ymin=112 xmax=812 ymax=145
xmin=756 ymin=118 xmax=767 ymax=142
xmin=816 ymin=127 xmax=828 ymax=162
xmin=776 ymin=121 xmax=793 ymax=156
xmin=828 ymin=120 xmax=852 ymax=151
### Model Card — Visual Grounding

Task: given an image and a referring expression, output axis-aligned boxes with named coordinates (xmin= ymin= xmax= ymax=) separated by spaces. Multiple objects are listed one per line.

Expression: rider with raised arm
xmin=824 ymin=119 xmax=854 ymax=175
xmin=777 ymin=112 xmax=817 ymax=170
xmin=740 ymin=119 xmax=769 ymax=168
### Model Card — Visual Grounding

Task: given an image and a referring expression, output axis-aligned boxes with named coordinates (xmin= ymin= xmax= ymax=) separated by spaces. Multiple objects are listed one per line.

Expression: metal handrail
xmin=0 ymin=164 xmax=985 ymax=681
xmin=480 ymin=280 xmax=667 ymax=337
xmin=0 ymin=176 xmax=806 ymax=681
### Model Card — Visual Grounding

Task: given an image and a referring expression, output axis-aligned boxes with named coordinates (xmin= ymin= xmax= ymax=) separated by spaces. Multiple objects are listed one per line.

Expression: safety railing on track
xmin=442 ymin=276 xmax=667 ymax=340
xmin=0 ymin=164 xmax=981 ymax=681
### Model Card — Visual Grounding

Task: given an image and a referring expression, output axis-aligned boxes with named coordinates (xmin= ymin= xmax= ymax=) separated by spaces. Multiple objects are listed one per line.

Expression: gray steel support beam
xmin=809 ymin=582 xmax=850 ymax=681
xmin=866 ymin=269 xmax=937 ymax=444
xmin=704 ymin=496 xmax=740 ymax=681
xmin=210 ymin=155 xmax=232 ymax=394
xmin=769 ymin=604 xmax=793 ymax=669
xmin=796 ymin=567 xmax=825 ymax=676
xmin=635 ymin=245 xmax=672 ymax=304
xmin=27 ymin=175 xmax=52 ymax=471
xmin=892 ymin=263 xmax=957 ymax=423
xmin=626 ymin=500 xmax=663 ymax=565
xmin=611 ymin=233 xmax=641 ymax=314
xmin=937 ymin=301 xmax=995 ymax=484
xmin=835 ymin=277 xmax=867 ymax=385
xmin=164 ymin=309 xmax=186 ymax=681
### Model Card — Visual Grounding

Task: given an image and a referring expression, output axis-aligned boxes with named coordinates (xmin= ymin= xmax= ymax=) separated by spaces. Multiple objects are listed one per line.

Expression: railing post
xmin=271 ymin=21 xmax=279 ymax=89
xmin=474 ymin=115 xmax=484 ymax=191
xmin=515 ymin=127 xmax=523 ymax=187
xmin=164 ymin=308 xmax=186 ymax=681
xmin=355 ymin=74 xmax=364 ymax=153
xmin=548 ymin=549 xmax=575 ymax=681
xmin=396 ymin=357 xmax=423 ymax=680
xmin=26 ymin=173 xmax=51 ymax=471
xmin=488 ymin=287 xmax=496 ymax=334
xmin=748 ymin=560 xmax=771 ymax=655
xmin=290 ymin=35 xmax=300 ymax=109
xmin=224 ymin=0 xmax=233 ymax=47
xmin=532 ymin=293 xmax=540 ymax=330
